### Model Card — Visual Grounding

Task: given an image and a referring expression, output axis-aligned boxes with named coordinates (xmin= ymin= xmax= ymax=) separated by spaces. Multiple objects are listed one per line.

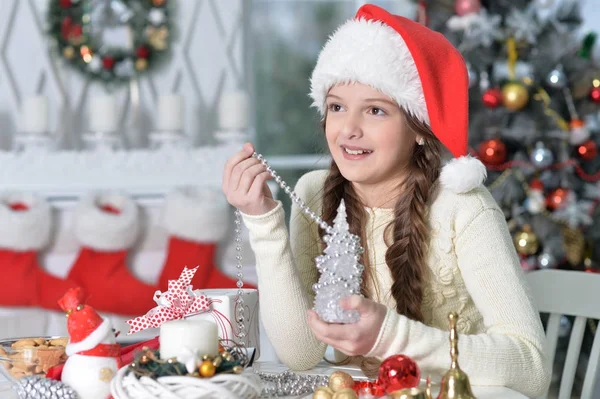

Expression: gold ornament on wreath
xmin=47 ymin=0 xmax=172 ymax=84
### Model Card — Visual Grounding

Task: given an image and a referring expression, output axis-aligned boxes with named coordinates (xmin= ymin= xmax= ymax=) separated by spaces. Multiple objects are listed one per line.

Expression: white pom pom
xmin=439 ymin=156 xmax=487 ymax=194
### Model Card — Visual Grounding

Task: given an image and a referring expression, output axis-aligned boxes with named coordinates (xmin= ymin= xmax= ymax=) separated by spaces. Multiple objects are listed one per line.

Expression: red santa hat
xmin=309 ymin=4 xmax=486 ymax=193
xmin=58 ymin=287 xmax=115 ymax=357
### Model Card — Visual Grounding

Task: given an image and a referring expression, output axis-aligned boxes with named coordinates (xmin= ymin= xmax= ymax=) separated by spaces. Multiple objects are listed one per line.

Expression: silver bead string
xmin=252 ymin=152 xmax=334 ymax=234
xmin=255 ymin=370 xmax=329 ymax=397
xmin=233 ymin=209 xmax=246 ymax=346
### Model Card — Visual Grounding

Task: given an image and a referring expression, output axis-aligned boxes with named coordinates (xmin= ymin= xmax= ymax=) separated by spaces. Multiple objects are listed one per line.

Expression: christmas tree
xmin=418 ymin=0 xmax=600 ymax=274
xmin=313 ymin=200 xmax=364 ymax=323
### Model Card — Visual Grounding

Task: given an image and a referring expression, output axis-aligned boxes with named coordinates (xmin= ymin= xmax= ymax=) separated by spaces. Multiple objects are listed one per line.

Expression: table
xmin=0 ymin=364 xmax=528 ymax=399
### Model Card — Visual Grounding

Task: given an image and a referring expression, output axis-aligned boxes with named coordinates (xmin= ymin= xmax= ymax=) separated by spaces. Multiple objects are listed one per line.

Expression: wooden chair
xmin=526 ymin=269 xmax=600 ymax=399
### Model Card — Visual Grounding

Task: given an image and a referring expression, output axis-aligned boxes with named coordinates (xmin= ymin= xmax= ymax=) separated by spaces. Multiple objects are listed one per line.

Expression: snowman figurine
xmin=58 ymin=288 xmax=121 ymax=399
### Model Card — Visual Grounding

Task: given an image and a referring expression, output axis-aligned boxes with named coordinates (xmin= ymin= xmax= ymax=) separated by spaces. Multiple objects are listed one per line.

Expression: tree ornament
xmin=577 ymin=140 xmax=598 ymax=161
xmin=17 ymin=375 xmax=78 ymax=399
xmin=102 ymin=56 xmax=115 ymax=70
xmin=502 ymin=82 xmax=529 ymax=111
xmin=199 ymin=359 xmax=216 ymax=377
xmin=513 ymin=226 xmax=539 ymax=256
xmin=331 ymin=388 xmax=358 ymax=399
xmin=590 ymin=79 xmax=600 ymax=103
xmin=377 ymin=355 xmax=420 ymax=394
xmin=135 ymin=58 xmax=149 ymax=71
xmin=454 ymin=0 xmax=481 ymax=16
xmin=546 ymin=188 xmax=570 ymax=210
xmin=569 ymin=119 xmax=591 ymax=146
xmin=562 ymin=226 xmax=585 ymax=266
xmin=525 ymin=179 xmax=546 ymax=214
xmin=546 ymin=66 xmax=567 ymax=89
xmin=478 ymin=138 xmax=507 ymax=165
xmin=328 ymin=371 xmax=355 ymax=392
xmin=530 ymin=142 xmax=554 ymax=168
xmin=482 ymin=87 xmax=503 ymax=108
xmin=48 ymin=0 xmax=172 ymax=84
xmin=537 ymin=252 xmax=558 ymax=269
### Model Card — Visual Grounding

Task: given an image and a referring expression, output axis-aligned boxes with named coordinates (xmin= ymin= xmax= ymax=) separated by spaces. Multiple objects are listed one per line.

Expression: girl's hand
xmin=222 ymin=143 xmax=277 ymax=216
xmin=307 ymin=296 xmax=387 ymax=356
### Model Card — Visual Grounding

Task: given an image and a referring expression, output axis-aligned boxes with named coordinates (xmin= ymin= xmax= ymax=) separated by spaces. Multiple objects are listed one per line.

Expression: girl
xmin=223 ymin=4 xmax=549 ymax=398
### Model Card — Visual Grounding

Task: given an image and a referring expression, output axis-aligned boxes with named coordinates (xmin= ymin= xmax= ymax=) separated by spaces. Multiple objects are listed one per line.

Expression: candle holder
xmin=214 ymin=91 xmax=251 ymax=145
xmin=149 ymin=94 xmax=189 ymax=150
xmin=82 ymin=95 xmax=124 ymax=151
xmin=13 ymin=96 xmax=55 ymax=153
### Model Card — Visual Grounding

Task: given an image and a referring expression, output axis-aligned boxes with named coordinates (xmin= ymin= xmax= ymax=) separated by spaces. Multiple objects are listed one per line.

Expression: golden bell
xmin=437 ymin=313 xmax=476 ymax=399
xmin=389 ymin=387 xmax=430 ymax=399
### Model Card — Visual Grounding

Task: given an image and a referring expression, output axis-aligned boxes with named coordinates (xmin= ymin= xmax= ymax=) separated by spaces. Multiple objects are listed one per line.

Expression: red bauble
xmin=377 ymin=354 xmax=420 ymax=393
xmin=577 ymin=140 xmax=598 ymax=161
xmin=103 ymin=57 xmax=115 ymax=70
xmin=590 ymin=87 xmax=600 ymax=104
xmin=482 ymin=88 xmax=502 ymax=108
xmin=59 ymin=0 xmax=72 ymax=8
xmin=478 ymin=138 xmax=507 ymax=165
xmin=136 ymin=46 xmax=150 ymax=59
xmin=546 ymin=188 xmax=570 ymax=211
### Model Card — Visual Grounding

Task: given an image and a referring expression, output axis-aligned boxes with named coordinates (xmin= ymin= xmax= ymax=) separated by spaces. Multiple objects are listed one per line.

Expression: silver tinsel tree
xmin=312 ymin=200 xmax=364 ymax=323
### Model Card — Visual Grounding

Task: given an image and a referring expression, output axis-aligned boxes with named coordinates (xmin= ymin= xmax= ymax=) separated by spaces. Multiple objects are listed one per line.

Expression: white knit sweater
xmin=242 ymin=170 xmax=550 ymax=398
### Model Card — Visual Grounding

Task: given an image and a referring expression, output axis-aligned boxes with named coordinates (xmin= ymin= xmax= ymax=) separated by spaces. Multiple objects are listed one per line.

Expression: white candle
xmin=159 ymin=320 xmax=219 ymax=360
xmin=89 ymin=95 xmax=118 ymax=132
xmin=218 ymin=91 xmax=249 ymax=131
xmin=156 ymin=95 xmax=185 ymax=131
xmin=20 ymin=96 xmax=48 ymax=134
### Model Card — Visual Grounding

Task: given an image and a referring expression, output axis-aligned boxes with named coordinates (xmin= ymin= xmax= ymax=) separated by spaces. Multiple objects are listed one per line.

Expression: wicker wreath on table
xmin=109 ymin=346 xmax=262 ymax=399
xmin=47 ymin=0 xmax=172 ymax=84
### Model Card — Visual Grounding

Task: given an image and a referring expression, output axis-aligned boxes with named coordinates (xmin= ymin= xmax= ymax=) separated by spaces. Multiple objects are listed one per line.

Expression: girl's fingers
xmin=236 ymin=163 xmax=268 ymax=195
xmin=222 ymin=145 xmax=254 ymax=191
xmin=229 ymin=157 xmax=260 ymax=192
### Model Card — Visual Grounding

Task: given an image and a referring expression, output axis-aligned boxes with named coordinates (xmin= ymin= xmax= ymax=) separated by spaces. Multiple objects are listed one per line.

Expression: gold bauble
xmin=513 ymin=226 xmax=539 ymax=256
xmin=135 ymin=58 xmax=148 ymax=71
xmin=501 ymin=82 xmax=529 ymax=111
xmin=313 ymin=386 xmax=334 ymax=399
xmin=199 ymin=359 xmax=216 ymax=377
xmin=328 ymin=371 xmax=354 ymax=392
xmin=332 ymin=388 xmax=358 ymax=399
xmin=389 ymin=387 xmax=429 ymax=399
xmin=63 ymin=46 xmax=75 ymax=59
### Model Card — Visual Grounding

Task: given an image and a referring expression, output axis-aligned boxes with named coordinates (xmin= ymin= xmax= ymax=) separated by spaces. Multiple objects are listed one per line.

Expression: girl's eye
xmin=328 ymin=103 xmax=343 ymax=112
xmin=369 ymin=107 xmax=385 ymax=116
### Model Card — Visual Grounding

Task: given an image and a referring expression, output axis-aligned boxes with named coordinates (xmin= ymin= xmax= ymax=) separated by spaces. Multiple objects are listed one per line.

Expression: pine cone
xmin=16 ymin=376 xmax=78 ymax=399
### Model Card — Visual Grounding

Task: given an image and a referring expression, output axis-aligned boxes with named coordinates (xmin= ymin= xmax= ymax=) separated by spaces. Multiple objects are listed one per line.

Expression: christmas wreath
xmin=47 ymin=0 xmax=172 ymax=84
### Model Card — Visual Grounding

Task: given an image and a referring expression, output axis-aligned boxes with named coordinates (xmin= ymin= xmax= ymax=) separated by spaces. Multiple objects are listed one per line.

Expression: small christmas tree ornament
xmin=438 ymin=312 xmax=476 ymax=399
xmin=313 ymin=200 xmax=364 ymax=323
xmin=513 ymin=225 xmax=539 ymax=256
xmin=501 ymin=82 xmax=529 ymax=111
xmin=530 ymin=142 xmax=554 ymax=169
xmin=481 ymin=87 xmax=503 ymax=108
xmin=478 ymin=138 xmax=507 ymax=165
xmin=58 ymin=287 xmax=121 ymax=399
xmin=377 ymin=354 xmax=420 ymax=394
xmin=525 ymin=179 xmax=546 ymax=214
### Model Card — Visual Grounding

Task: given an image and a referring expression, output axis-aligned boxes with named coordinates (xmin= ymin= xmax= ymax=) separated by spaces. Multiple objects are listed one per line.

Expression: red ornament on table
xmin=546 ymin=188 xmax=570 ymax=211
xmin=454 ymin=0 xmax=481 ymax=16
xmin=577 ymin=140 xmax=598 ymax=161
xmin=103 ymin=57 xmax=115 ymax=70
xmin=377 ymin=354 xmax=421 ymax=393
xmin=590 ymin=86 xmax=600 ymax=104
xmin=478 ymin=138 xmax=507 ymax=165
xmin=482 ymin=88 xmax=502 ymax=108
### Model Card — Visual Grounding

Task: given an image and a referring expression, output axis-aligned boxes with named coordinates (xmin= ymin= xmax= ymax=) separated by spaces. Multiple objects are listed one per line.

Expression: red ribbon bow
xmin=126 ymin=267 xmax=210 ymax=334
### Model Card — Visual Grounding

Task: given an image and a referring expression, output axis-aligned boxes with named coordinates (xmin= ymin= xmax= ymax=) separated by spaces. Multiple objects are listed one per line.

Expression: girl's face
xmin=325 ymin=83 xmax=418 ymax=191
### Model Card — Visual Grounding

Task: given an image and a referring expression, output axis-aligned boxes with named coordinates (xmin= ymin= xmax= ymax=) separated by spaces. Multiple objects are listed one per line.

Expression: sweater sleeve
xmin=366 ymin=207 xmax=550 ymax=398
xmin=241 ymin=172 xmax=327 ymax=370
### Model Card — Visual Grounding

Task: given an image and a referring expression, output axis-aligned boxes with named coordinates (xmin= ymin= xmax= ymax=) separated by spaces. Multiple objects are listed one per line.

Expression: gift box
xmin=186 ymin=288 xmax=260 ymax=358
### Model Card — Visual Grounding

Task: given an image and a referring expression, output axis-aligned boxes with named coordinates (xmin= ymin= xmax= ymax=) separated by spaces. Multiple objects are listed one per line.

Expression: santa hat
xmin=58 ymin=287 xmax=114 ymax=356
xmin=309 ymin=4 xmax=486 ymax=193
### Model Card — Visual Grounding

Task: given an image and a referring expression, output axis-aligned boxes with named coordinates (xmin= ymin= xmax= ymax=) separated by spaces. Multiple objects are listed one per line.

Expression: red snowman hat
xmin=58 ymin=287 xmax=113 ymax=356
xmin=309 ymin=4 xmax=486 ymax=193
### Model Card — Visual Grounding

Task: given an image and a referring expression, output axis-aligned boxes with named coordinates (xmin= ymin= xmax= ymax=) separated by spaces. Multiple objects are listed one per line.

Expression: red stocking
xmin=67 ymin=193 xmax=157 ymax=316
xmin=0 ymin=194 xmax=78 ymax=309
xmin=158 ymin=187 xmax=255 ymax=291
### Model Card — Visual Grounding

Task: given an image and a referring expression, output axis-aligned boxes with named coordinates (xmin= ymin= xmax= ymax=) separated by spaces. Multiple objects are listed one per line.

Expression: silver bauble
xmin=546 ymin=67 xmax=567 ymax=89
xmin=538 ymin=252 xmax=558 ymax=269
xmin=530 ymin=142 xmax=554 ymax=168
